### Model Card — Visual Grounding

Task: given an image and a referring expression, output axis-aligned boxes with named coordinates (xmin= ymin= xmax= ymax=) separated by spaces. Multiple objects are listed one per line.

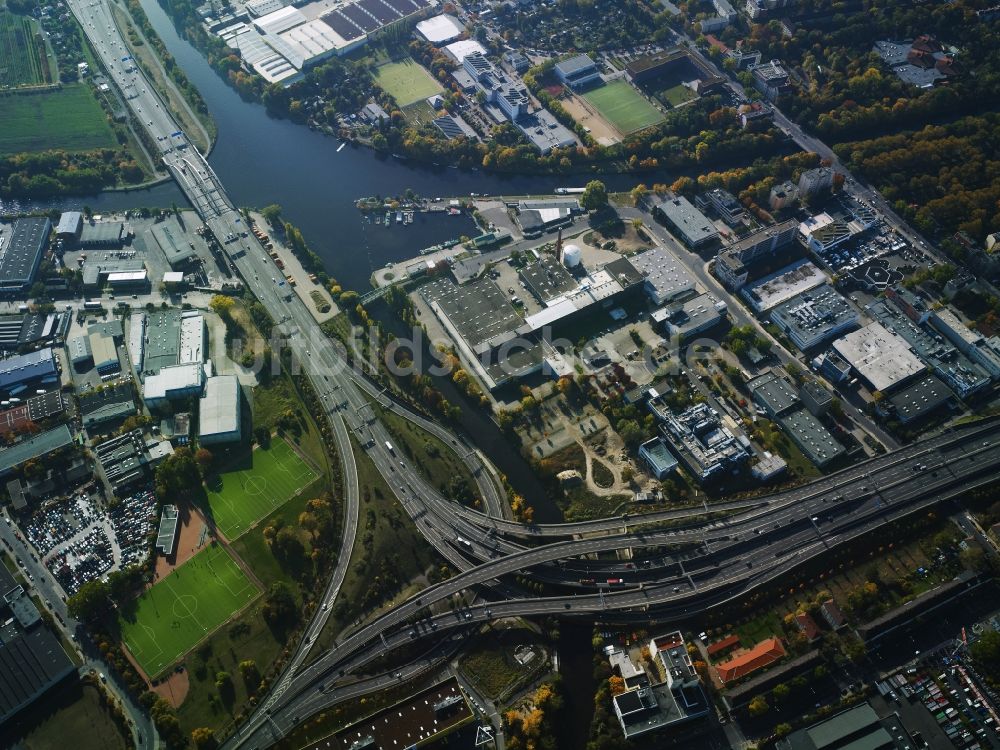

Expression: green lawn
xmin=0 ymin=84 xmax=116 ymax=153
xmin=120 ymin=544 xmax=260 ymax=678
xmin=659 ymin=83 xmax=698 ymax=107
xmin=0 ymin=11 xmax=49 ymax=87
xmin=204 ymin=437 xmax=318 ymax=540
xmin=374 ymin=58 xmax=443 ymax=107
xmin=582 ymin=79 xmax=664 ymax=135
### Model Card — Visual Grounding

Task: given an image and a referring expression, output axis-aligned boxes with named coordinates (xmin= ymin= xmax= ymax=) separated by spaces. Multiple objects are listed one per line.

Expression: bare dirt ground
xmin=152 ymin=668 xmax=190 ymax=708
xmin=561 ymin=93 xmax=621 ymax=145
xmin=154 ymin=504 xmax=209 ymax=581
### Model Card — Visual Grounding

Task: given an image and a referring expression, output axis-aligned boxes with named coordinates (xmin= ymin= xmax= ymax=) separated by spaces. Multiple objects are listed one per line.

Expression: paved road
xmin=227 ymin=419 xmax=1000 ymax=747
xmin=0 ymin=517 xmax=155 ymax=747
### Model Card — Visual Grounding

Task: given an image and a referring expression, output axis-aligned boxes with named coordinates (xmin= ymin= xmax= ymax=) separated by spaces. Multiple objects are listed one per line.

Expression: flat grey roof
xmin=199 ymin=375 xmax=241 ymax=439
xmin=555 ymin=53 xmax=596 ymax=76
xmin=0 ymin=624 xmax=74 ymax=724
xmin=0 ymin=217 xmax=50 ymax=287
xmin=0 ymin=424 xmax=73 ymax=476
xmin=143 ymin=309 xmax=182 ymax=375
xmin=629 ymin=247 xmax=695 ymax=303
xmin=888 ymin=373 xmax=952 ymax=422
xmin=747 ymin=370 xmax=799 ymax=416
xmin=80 ymin=221 xmax=123 ymax=245
xmin=769 ymin=284 xmax=858 ymax=348
xmin=655 ymin=196 xmax=717 ymax=246
xmin=833 ymin=322 xmax=926 ymax=392
xmin=519 ymin=254 xmax=578 ymax=302
xmin=778 ymin=408 xmax=844 ymax=467
xmin=420 ymin=276 xmax=523 ymax=352
xmin=0 ymin=348 xmax=57 ymax=391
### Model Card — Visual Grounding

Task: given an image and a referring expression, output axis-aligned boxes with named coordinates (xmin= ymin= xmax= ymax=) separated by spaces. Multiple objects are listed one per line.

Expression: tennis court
xmin=120 ymin=544 xmax=259 ymax=678
xmin=582 ymin=79 xmax=664 ymax=135
xmin=204 ymin=437 xmax=317 ymax=540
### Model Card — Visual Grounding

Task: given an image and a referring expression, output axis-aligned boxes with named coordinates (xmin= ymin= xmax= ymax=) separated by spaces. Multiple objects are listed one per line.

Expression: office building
xmin=652 ymin=195 xmax=718 ymax=249
xmin=768 ymin=285 xmax=859 ymax=351
xmin=751 ymin=60 xmax=792 ymax=101
xmin=698 ymin=188 xmax=744 ymax=225
xmin=0 ymin=217 xmax=50 ymax=295
xmin=798 ymin=167 xmax=835 ymax=198
xmin=769 ymin=180 xmax=798 ymax=211
xmin=639 ymin=437 xmax=679 ymax=479
xmin=799 ymin=379 xmax=833 ymax=416
xmin=798 ymin=212 xmax=851 ymax=253
xmin=714 ymin=219 xmax=799 ymax=290
xmin=651 ymin=401 xmax=751 ymax=482
xmin=930 ymin=307 xmax=1000 ymax=378
xmin=742 ymin=259 xmax=826 ymax=313
xmin=612 ymin=631 xmax=709 ymax=740
xmin=652 ymin=293 xmax=727 ymax=341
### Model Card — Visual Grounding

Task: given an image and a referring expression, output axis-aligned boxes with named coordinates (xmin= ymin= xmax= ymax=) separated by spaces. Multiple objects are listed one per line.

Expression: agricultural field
xmin=0 ymin=10 xmax=53 ymax=88
xmin=374 ymin=57 xmax=442 ymax=107
xmin=203 ymin=437 xmax=318 ymax=540
xmin=120 ymin=544 xmax=259 ymax=678
xmin=0 ymin=84 xmax=116 ymax=154
xmin=581 ymin=79 xmax=664 ymax=135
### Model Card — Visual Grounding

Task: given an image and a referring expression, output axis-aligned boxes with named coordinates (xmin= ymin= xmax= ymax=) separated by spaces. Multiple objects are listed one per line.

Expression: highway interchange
xmin=57 ymin=3 xmax=1000 ymax=747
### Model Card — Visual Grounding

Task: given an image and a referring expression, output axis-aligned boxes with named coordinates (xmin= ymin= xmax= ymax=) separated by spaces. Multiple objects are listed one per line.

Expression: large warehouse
xmin=832 ymin=322 xmax=925 ymax=393
xmin=0 ymin=217 xmax=51 ymax=295
xmin=199 ymin=375 xmax=242 ymax=444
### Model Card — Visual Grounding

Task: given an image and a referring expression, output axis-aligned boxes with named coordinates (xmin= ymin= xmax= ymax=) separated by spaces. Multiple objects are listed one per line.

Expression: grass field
xmin=0 ymin=11 xmax=50 ymax=87
xmin=120 ymin=544 xmax=259 ymax=677
xmin=0 ymin=84 xmax=116 ymax=154
xmin=658 ymin=82 xmax=698 ymax=107
xmin=204 ymin=437 xmax=317 ymax=540
xmin=375 ymin=58 xmax=443 ymax=107
xmin=582 ymin=79 xmax=664 ymax=135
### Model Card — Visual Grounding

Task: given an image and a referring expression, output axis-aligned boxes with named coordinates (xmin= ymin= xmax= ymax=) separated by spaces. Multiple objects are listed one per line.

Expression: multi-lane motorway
xmin=59 ymin=4 xmax=1000 ymax=748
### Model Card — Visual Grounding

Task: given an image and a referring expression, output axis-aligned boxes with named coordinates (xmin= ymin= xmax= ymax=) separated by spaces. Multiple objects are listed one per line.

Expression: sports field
xmin=0 ymin=85 xmax=117 ymax=154
xmin=374 ymin=58 xmax=443 ymax=107
xmin=204 ymin=437 xmax=317 ymax=540
xmin=0 ymin=10 xmax=51 ymax=87
xmin=582 ymin=79 xmax=664 ymax=135
xmin=120 ymin=544 xmax=259 ymax=677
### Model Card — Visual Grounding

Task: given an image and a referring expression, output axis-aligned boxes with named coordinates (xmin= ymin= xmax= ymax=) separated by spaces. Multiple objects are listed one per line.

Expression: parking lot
xmin=23 ymin=486 xmax=156 ymax=595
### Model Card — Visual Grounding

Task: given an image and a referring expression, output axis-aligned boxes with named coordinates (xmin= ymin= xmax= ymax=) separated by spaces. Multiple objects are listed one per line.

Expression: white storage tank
xmin=562 ymin=243 xmax=582 ymax=268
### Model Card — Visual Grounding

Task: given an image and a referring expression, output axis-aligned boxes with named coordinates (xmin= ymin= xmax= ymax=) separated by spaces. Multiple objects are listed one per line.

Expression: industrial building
xmin=0 ymin=347 xmax=59 ymax=397
xmin=832 ymin=322 xmax=926 ymax=393
xmin=630 ymin=247 xmax=697 ymax=305
xmin=886 ymin=373 xmax=952 ymax=424
xmin=776 ymin=702 xmax=915 ymax=750
xmin=742 ymin=259 xmax=826 ymax=313
xmin=89 ymin=330 xmax=120 ymax=375
xmin=612 ymin=631 xmax=709 ymax=740
xmin=652 ymin=292 xmax=726 ymax=341
xmin=554 ymin=54 xmax=601 ymax=89
xmin=79 ymin=382 xmax=137 ymax=430
xmin=142 ymin=363 xmax=206 ymax=406
xmin=95 ymin=429 xmax=173 ymax=491
xmin=0 ymin=424 xmax=73 ymax=478
xmin=778 ymin=408 xmax=844 ymax=467
xmin=140 ymin=309 xmax=205 ymax=377
xmin=0 ymin=390 xmax=64 ymax=437
xmin=78 ymin=221 xmax=124 ymax=248
xmin=443 ymin=39 xmax=486 ymax=63
xmin=414 ymin=13 xmax=464 ymax=44
xmin=0 ymin=217 xmax=50 ymax=295
xmin=0 ymin=311 xmax=71 ymax=351
xmin=651 ymin=400 xmax=751 ymax=482
xmin=0 ymin=564 xmax=75 ymax=725
xmin=81 ymin=256 xmax=146 ymax=292
xmin=652 ymin=195 xmax=718 ymax=249
xmin=515 ymin=198 xmax=581 ymax=236
xmin=55 ymin=211 xmax=83 ymax=240
xmin=199 ymin=375 xmax=242 ymax=444
xmin=747 ymin=370 xmax=799 ymax=418
xmin=799 ymin=378 xmax=833 ymax=416
xmin=768 ymin=284 xmax=859 ymax=351
xmin=867 ymin=299 xmax=991 ymax=398
xmin=713 ymin=219 xmax=799 ymax=290
xmin=149 ymin=223 xmax=198 ymax=268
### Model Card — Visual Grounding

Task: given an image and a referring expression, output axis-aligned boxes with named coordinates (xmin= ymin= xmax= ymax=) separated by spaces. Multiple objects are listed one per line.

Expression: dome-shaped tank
xmin=562 ymin=243 xmax=582 ymax=268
